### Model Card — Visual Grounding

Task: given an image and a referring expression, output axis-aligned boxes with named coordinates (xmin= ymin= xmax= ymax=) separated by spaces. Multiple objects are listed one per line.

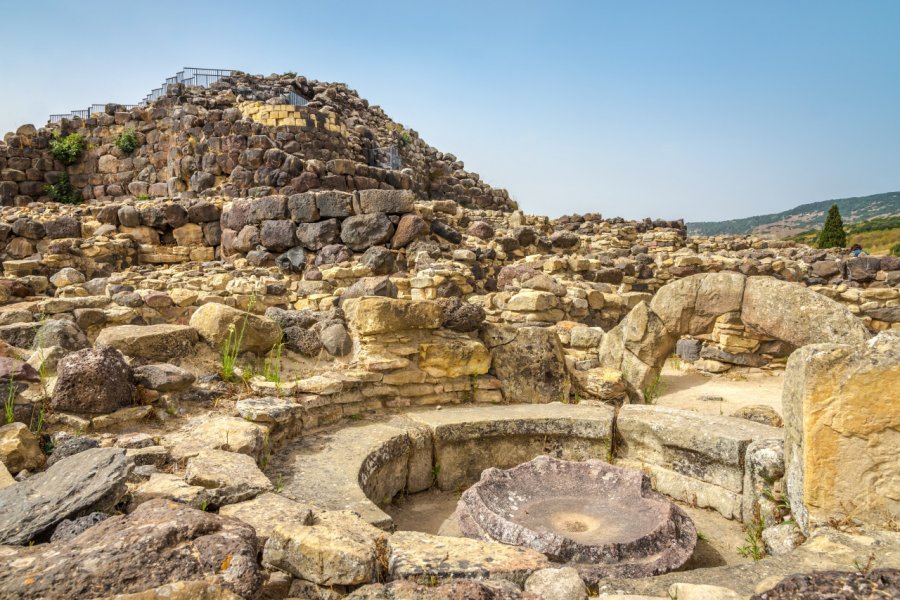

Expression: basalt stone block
xmin=287 ymin=193 xmax=320 ymax=222
xmin=340 ymin=213 xmax=394 ymax=251
xmin=260 ymin=219 xmax=296 ymax=252
xmin=358 ymin=189 xmax=415 ymax=214
xmin=430 ymin=219 xmax=462 ymax=244
xmin=187 ymin=201 xmax=221 ymax=223
xmin=297 ymin=219 xmax=341 ymax=251
xmin=51 ymin=346 xmax=135 ymax=415
xmin=315 ymin=190 xmax=354 ymax=218
xmin=675 ymin=338 xmax=702 ymax=363
xmin=43 ymin=216 xmax=81 ymax=239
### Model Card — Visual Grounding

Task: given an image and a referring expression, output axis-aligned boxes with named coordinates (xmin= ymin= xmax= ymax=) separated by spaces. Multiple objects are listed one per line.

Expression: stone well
xmin=454 ymin=455 xmax=697 ymax=579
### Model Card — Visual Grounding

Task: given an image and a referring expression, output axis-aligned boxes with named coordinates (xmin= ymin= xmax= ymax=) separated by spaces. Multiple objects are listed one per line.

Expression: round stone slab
xmin=454 ymin=455 xmax=697 ymax=579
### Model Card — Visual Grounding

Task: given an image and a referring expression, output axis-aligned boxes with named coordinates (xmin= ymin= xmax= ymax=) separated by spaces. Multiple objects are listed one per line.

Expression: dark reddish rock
xmin=455 ymin=456 xmax=696 ymax=579
xmin=360 ymin=246 xmax=395 ymax=275
xmin=260 ymin=219 xmax=296 ymax=252
xmin=315 ymin=243 xmax=354 ymax=266
xmin=430 ymin=219 xmax=462 ymax=244
xmin=50 ymin=346 xmax=135 ymax=414
xmin=287 ymin=192 xmax=320 ymax=222
xmin=467 ymin=220 xmax=495 ymax=240
xmin=0 ymin=498 xmax=261 ymax=598
xmin=391 ymin=213 xmax=430 ymax=248
xmin=438 ymin=297 xmax=486 ymax=332
xmin=341 ymin=213 xmax=394 ymax=251
xmin=751 ymin=568 xmax=899 ymax=600
xmin=550 ymin=230 xmax=579 ymax=249
xmin=297 ymin=218 xmax=341 ymax=251
xmin=358 ymin=189 xmax=415 ymax=214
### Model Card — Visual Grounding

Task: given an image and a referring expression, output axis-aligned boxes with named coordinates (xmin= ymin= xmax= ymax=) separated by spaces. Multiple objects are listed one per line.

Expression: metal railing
xmin=286 ymin=90 xmax=309 ymax=107
xmin=48 ymin=67 xmax=235 ymax=123
xmin=368 ymin=145 xmax=401 ymax=170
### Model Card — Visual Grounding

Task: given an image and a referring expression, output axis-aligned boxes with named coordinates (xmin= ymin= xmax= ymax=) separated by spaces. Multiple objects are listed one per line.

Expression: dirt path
xmin=655 ymin=363 xmax=784 ymax=419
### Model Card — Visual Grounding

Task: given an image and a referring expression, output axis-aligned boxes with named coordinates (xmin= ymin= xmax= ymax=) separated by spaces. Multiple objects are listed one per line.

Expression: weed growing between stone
xmin=221 ymin=296 xmax=255 ymax=381
xmin=262 ymin=342 xmax=284 ymax=384
xmin=738 ymin=511 xmax=766 ymax=560
xmin=3 ymin=376 xmax=14 ymax=424
xmin=644 ymin=371 xmax=664 ymax=403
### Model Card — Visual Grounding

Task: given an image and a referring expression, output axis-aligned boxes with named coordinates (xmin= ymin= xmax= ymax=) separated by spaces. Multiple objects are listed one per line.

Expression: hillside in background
xmin=786 ymin=215 xmax=900 ymax=256
xmin=687 ymin=191 xmax=900 ymax=237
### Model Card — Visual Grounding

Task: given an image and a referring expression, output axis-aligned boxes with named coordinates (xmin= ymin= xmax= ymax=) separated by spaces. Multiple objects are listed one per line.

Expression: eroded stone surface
xmin=0 ymin=498 xmax=260 ymax=598
xmin=456 ymin=456 xmax=696 ymax=578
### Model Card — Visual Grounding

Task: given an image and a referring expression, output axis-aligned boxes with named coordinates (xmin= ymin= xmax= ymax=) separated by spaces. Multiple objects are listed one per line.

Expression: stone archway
xmin=598 ymin=273 xmax=872 ymax=399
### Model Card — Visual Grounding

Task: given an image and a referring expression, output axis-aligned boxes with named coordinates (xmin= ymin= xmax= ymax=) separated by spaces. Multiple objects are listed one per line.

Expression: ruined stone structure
xmin=0 ymin=71 xmax=897 ymax=600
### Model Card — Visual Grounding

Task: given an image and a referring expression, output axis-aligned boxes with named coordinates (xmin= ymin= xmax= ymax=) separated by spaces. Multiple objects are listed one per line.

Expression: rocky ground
xmin=0 ymin=72 xmax=897 ymax=599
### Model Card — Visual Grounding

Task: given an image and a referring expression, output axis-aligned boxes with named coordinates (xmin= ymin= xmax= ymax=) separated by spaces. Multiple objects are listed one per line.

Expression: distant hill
xmin=687 ymin=191 xmax=900 ymax=237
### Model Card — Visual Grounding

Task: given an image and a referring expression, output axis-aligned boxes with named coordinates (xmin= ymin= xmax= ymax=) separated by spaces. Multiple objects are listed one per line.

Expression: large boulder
xmin=783 ymin=330 xmax=900 ymax=535
xmin=345 ymin=297 xmax=443 ymax=335
xmin=189 ymin=303 xmax=281 ymax=353
xmin=50 ymin=346 xmax=135 ymax=414
xmin=0 ymin=447 xmax=131 ymax=544
xmin=263 ymin=511 xmax=387 ymax=586
xmin=31 ymin=319 xmax=89 ymax=352
xmin=95 ymin=324 xmax=198 ymax=360
xmin=482 ymin=325 xmax=570 ymax=404
xmin=741 ymin=276 xmax=870 ymax=347
xmin=340 ymin=213 xmax=395 ymax=251
xmin=0 ymin=498 xmax=260 ymax=598
xmin=219 ymin=492 xmax=314 ymax=550
xmin=358 ymin=189 xmax=415 ymax=214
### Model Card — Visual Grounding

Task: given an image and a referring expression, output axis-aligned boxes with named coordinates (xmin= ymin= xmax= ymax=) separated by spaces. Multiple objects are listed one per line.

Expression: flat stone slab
xmin=387 ymin=530 xmax=550 ymax=585
xmin=616 ymin=405 xmax=781 ymax=520
xmin=270 ymin=417 xmax=421 ymax=529
xmin=95 ymin=324 xmax=198 ymax=360
xmin=600 ymin=527 xmax=900 ymax=598
xmin=0 ymin=447 xmax=131 ymax=544
xmin=456 ymin=456 xmax=696 ymax=579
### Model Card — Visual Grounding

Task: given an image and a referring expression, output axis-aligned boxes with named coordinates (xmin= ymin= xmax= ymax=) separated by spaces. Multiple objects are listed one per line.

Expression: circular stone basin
xmin=453 ymin=455 xmax=697 ymax=579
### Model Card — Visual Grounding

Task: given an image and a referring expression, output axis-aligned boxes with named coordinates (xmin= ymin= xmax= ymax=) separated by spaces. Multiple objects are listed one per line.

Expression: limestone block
xmin=482 ymin=324 xmax=570 ymax=404
xmin=184 ymin=449 xmax=273 ymax=508
xmin=344 ymin=297 xmax=442 ymax=335
xmin=418 ymin=337 xmax=491 ymax=378
xmin=506 ymin=290 xmax=559 ymax=312
xmin=189 ymin=303 xmax=281 ymax=353
xmin=95 ymin=324 xmax=198 ymax=360
xmin=783 ymin=330 xmax=900 ymax=534
xmin=0 ymin=422 xmax=45 ymax=474
xmin=219 ymin=492 xmax=314 ymax=550
xmin=387 ymin=530 xmax=549 ymax=585
xmin=263 ymin=511 xmax=386 ymax=586
xmin=742 ymin=276 xmax=870 ymax=348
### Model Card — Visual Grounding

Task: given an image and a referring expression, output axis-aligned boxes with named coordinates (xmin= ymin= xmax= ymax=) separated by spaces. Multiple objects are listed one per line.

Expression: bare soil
xmin=655 ymin=362 xmax=784 ymax=419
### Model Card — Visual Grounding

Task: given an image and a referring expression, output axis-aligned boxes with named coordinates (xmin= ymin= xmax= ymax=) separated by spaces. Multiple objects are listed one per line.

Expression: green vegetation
xmin=737 ymin=512 xmax=766 ymax=561
xmin=114 ymin=128 xmax=139 ymax=154
xmin=44 ymin=172 xmax=81 ymax=204
xmin=262 ymin=342 xmax=284 ymax=383
xmin=4 ymin=377 xmax=14 ymax=424
xmin=817 ymin=204 xmax=847 ymax=248
xmin=787 ymin=214 xmax=900 ymax=255
xmin=49 ymin=131 xmax=86 ymax=165
xmin=688 ymin=191 xmax=900 ymax=236
xmin=643 ymin=371 xmax=664 ymax=403
xmin=221 ymin=296 xmax=257 ymax=382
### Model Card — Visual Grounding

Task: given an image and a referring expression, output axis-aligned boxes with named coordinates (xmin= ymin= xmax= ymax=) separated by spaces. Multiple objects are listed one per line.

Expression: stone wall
xmin=783 ymin=330 xmax=900 ymax=534
xmin=0 ymin=72 xmax=513 ymax=210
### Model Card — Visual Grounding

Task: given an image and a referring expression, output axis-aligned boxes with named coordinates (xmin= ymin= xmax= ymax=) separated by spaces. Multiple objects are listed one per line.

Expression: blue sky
xmin=2 ymin=1 xmax=898 ymax=221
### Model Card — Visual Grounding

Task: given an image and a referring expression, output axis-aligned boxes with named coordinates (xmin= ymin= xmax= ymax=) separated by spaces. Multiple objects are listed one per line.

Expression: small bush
xmin=399 ymin=131 xmax=412 ymax=146
xmin=114 ymin=128 xmax=139 ymax=154
xmin=891 ymin=242 xmax=900 ymax=257
xmin=44 ymin=172 xmax=82 ymax=204
xmin=49 ymin=131 xmax=86 ymax=165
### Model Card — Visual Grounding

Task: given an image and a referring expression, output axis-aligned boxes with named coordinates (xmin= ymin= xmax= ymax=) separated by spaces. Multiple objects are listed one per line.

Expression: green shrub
xmin=816 ymin=204 xmax=847 ymax=248
xmin=114 ymin=128 xmax=139 ymax=154
xmin=48 ymin=131 xmax=86 ymax=165
xmin=44 ymin=172 xmax=81 ymax=204
xmin=891 ymin=242 xmax=900 ymax=257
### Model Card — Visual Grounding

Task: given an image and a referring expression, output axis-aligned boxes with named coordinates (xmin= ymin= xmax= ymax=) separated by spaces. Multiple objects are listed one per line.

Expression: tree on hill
xmin=817 ymin=204 xmax=847 ymax=248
